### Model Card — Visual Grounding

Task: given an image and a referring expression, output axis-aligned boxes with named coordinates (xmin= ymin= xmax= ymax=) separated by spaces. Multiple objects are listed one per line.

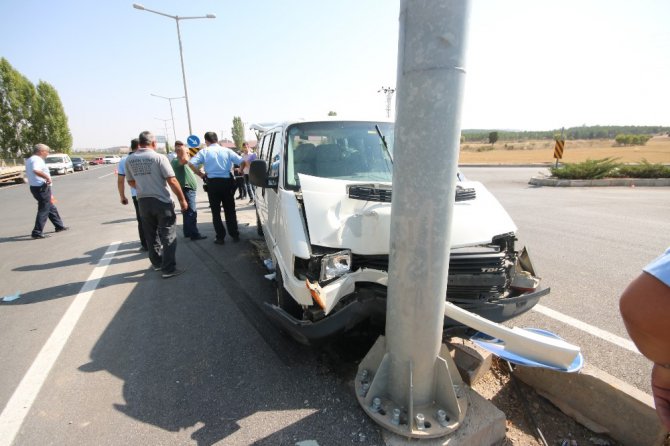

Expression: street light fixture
xmin=154 ymin=117 xmax=172 ymax=153
xmin=150 ymin=93 xmax=184 ymax=143
xmin=132 ymin=3 xmax=216 ymax=136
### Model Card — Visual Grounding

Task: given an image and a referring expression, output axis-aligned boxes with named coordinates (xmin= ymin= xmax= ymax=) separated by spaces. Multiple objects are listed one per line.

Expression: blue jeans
xmin=182 ymin=187 xmax=201 ymax=238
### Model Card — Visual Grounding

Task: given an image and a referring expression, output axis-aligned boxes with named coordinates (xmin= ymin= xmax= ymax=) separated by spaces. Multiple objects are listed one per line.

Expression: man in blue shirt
xmin=117 ymin=138 xmax=147 ymax=250
xmin=26 ymin=143 xmax=68 ymax=238
xmin=189 ymin=131 xmax=245 ymax=244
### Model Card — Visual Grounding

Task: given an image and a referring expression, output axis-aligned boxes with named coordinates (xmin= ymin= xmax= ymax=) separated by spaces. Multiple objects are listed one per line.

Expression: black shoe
xmin=55 ymin=226 xmax=69 ymax=232
xmin=214 ymin=238 xmax=225 ymax=245
xmin=248 ymin=199 xmax=254 ymax=205
xmin=162 ymin=269 xmax=185 ymax=279
xmin=32 ymin=233 xmax=49 ymax=239
xmin=191 ymin=234 xmax=207 ymax=241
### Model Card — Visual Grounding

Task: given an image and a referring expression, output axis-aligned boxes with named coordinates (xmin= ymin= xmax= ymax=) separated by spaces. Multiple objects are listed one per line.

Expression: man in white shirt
xmin=26 ymin=144 xmax=68 ymax=239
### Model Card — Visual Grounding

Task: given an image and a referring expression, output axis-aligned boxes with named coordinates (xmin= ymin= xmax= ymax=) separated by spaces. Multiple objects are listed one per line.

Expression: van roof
xmin=251 ymin=117 xmax=393 ymax=134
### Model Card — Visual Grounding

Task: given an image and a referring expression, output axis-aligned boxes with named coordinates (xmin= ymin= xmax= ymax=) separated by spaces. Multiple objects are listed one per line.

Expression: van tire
xmin=275 ymin=268 xmax=302 ymax=319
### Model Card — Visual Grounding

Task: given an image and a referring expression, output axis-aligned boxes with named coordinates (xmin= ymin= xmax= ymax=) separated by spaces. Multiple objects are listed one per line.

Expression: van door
xmin=255 ymin=131 xmax=281 ymax=251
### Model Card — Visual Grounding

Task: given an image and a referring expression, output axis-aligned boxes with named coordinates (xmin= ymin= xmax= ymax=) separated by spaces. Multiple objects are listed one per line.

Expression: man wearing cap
xmin=171 ymin=140 xmax=206 ymax=241
xmin=26 ymin=143 xmax=68 ymax=239
xmin=188 ymin=131 xmax=246 ymax=245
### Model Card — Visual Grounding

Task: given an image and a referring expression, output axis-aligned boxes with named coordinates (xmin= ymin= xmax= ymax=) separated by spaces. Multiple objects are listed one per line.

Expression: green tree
xmin=328 ymin=111 xmax=337 ymax=116
xmin=488 ymin=131 xmax=499 ymax=145
xmin=0 ymin=57 xmax=36 ymax=158
xmin=31 ymin=81 xmax=72 ymax=153
xmin=231 ymin=116 xmax=245 ymax=150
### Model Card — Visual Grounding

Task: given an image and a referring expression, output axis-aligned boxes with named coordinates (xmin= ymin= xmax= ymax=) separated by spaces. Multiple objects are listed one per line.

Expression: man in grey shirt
xmin=126 ymin=131 xmax=188 ymax=278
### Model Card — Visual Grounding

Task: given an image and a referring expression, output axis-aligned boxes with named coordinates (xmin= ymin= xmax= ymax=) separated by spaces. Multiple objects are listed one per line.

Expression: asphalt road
xmin=0 ymin=165 xmax=667 ymax=445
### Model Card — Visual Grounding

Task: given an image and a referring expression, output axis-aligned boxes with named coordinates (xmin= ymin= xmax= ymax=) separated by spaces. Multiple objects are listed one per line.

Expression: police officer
xmin=188 ymin=132 xmax=246 ymax=245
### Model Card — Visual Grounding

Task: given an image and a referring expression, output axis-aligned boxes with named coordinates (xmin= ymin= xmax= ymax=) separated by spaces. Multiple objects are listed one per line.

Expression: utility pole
xmin=357 ymin=0 xmax=471 ymax=439
xmin=378 ymin=86 xmax=396 ymax=118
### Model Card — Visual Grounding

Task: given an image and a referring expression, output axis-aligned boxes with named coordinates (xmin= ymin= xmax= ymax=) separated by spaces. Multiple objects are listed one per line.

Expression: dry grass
xmin=459 ymin=135 xmax=670 ymax=164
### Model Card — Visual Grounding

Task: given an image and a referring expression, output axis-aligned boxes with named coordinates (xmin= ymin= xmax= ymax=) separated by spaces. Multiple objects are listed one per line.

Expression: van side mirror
xmin=249 ymin=159 xmax=271 ymax=188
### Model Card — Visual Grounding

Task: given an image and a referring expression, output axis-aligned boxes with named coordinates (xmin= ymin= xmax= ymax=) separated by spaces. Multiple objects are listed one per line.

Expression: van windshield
xmin=286 ymin=121 xmax=394 ymax=188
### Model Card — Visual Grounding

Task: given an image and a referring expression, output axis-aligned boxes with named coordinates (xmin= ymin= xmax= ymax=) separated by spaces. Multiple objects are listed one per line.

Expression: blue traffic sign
xmin=187 ymin=135 xmax=200 ymax=148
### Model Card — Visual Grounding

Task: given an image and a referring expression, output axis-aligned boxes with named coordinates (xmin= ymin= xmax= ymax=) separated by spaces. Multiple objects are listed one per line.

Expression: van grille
xmin=347 ymin=185 xmax=476 ymax=203
xmin=351 ymin=247 xmax=509 ymax=301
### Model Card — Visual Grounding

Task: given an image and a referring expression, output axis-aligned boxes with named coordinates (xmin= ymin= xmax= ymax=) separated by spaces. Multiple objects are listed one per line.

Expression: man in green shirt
xmin=171 ymin=141 xmax=206 ymax=241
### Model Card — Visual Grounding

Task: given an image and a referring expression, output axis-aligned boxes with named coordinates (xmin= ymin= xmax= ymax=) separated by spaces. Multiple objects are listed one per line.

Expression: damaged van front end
xmin=250 ymin=119 xmax=548 ymax=344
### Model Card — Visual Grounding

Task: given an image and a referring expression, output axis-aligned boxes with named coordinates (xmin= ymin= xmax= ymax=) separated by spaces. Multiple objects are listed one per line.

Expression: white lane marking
xmin=0 ymin=242 xmax=121 ymax=446
xmin=533 ymin=304 xmax=640 ymax=354
xmin=98 ymin=171 xmax=116 ymax=179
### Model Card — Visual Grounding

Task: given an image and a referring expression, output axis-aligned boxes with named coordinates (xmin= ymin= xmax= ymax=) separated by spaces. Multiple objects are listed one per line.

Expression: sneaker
xmin=214 ymin=238 xmax=225 ymax=245
xmin=31 ymin=233 xmax=49 ymax=239
xmin=152 ymin=265 xmax=162 ymax=271
xmin=162 ymin=269 xmax=185 ymax=279
xmin=248 ymin=199 xmax=254 ymax=205
xmin=55 ymin=226 xmax=69 ymax=232
xmin=191 ymin=234 xmax=207 ymax=241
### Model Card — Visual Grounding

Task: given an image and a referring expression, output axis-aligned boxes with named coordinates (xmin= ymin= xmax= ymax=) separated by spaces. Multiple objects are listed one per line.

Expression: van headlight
xmin=320 ymin=250 xmax=352 ymax=282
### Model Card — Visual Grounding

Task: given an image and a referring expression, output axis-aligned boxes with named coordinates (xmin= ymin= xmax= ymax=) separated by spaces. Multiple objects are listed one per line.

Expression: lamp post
xmin=378 ymin=86 xmax=396 ymax=118
xmin=150 ymin=93 xmax=184 ymax=142
xmin=133 ymin=3 xmax=216 ymax=136
xmin=154 ymin=117 xmax=171 ymax=153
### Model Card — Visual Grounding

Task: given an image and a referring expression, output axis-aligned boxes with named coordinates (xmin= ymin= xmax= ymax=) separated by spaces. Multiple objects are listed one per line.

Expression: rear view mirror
xmin=249 ymin=160 xmax=271 ymax=188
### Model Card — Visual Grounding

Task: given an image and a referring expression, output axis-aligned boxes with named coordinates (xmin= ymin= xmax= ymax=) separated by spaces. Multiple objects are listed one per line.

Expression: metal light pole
xmin=133 ymin=3 xmax=215 ymax=135
xmin=151 ymin=93 xmax=184 ymax=143
xmin=378 ymin=86 xmax=396 ymax=118
xmin=154 ymin=117 xmax=171 ymax=153
xmin=356 ymin=0 xmax=471 ymax=439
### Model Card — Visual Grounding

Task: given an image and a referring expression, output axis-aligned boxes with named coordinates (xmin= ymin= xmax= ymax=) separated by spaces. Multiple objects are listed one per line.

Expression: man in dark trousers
xmin=188 ymin=131 xmax=245 ymax=245
xmin=25 ymin=143 xmax=68 ymax=238
xmin=117 ymin=138 xmax=147 ymax=250
xmin=125 ymin=131 xmax=188 ymax=278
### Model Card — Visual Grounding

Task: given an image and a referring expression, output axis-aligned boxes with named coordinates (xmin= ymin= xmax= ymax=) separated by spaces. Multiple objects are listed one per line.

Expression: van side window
xmin=259 ymin=134 xmax=270 ymax=161
xmin=269 ymin=132 xmax=282 ymax=178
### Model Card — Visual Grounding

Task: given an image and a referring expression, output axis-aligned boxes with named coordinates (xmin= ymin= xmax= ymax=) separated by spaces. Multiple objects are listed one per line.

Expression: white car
xmin=45 ymin=154 xmax=74 ymax=175
xmin=249 ymin=119 xmax=549 ymax=344
xmin=103 ymin=155 xmax=121 ymax=164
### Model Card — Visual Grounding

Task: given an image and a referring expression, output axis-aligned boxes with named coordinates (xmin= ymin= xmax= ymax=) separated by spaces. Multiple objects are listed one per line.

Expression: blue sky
xmin=1 ymin=0 xmax=668 ymax=149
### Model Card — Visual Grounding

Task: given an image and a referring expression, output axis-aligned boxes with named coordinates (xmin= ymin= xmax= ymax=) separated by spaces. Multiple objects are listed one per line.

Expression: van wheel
xmin=275 ymin=268 xmax=302 ymax=319
xmin=256 ymin=211 xmax=263 ymax=236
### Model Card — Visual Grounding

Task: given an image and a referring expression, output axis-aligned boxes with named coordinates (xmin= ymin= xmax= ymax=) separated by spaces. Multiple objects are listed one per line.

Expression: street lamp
xmin=378 ymin=86 xmax=396 ymax=118
xmin=154 ymin=117 xmax=171 ymax=153
xmin=133 ymin=3 xmax=216 ymax=135
xmin=150 ymin=93 xmax=184 ymax=143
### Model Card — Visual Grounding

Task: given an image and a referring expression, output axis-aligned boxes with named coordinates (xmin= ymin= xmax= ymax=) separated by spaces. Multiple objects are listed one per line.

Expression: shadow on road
xmin=77 ymin=232 xmax=383 ymax=445
xmin=13 ymin=244 xmax=145 ymax=272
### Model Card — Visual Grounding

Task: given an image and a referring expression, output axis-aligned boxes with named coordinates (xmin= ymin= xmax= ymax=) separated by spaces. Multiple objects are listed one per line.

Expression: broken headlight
xmin=320 ymin=250 xmax=352 ymax=282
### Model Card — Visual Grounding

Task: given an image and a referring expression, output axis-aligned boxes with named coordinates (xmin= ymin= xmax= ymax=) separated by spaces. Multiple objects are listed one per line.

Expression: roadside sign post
xmin=554 ymin=127 xmax=565 ymax=167
xmin=186 ymin=134 xmax=201 ymax=157
xmin=355 ymin=0 xmax=470 ymax=438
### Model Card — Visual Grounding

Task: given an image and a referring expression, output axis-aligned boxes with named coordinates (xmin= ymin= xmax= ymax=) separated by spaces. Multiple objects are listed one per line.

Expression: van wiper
xmin=375 ymin=124 xmax=393 ymax=164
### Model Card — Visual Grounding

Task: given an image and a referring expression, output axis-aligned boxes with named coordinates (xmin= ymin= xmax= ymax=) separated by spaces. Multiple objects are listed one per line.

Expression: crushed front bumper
xmin=264 ymin=286 xmax=550 ymax=345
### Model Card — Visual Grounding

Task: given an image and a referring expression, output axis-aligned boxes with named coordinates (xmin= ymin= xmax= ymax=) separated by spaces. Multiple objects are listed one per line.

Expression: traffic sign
xmin=187 ymin=135 xmax=200 ymax=148
xmin=553 ymin=139 xmax=565 ymax=159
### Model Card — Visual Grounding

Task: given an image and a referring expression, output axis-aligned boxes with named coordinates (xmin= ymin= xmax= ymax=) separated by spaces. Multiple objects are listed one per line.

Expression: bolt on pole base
xmin=355 ymin=336 xmax=468 ymax=439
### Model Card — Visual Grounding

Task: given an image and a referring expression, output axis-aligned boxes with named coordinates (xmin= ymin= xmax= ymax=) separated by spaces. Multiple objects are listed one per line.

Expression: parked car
xmin=90 ymin=157 xmax=105 ymax=165
xmin=249 ymin=119 xmax=549 ymax=344
xmin=71 ymin=157 xmax=88 ymax=171
xmin=45 ymin=154 xmax=74 ymax=175
xmin=103 ymin=155 xmax=121 ymax=164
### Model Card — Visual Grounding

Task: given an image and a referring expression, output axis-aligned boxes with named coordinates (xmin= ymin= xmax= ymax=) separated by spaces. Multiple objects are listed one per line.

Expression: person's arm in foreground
xmin=167 ymin=176 xmax=188 ymax=212
xmin=620 ymin=271 xmax=670 ymax=430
